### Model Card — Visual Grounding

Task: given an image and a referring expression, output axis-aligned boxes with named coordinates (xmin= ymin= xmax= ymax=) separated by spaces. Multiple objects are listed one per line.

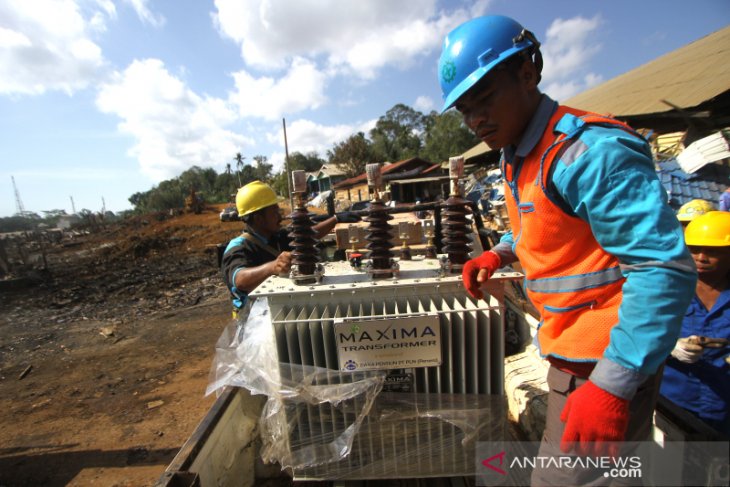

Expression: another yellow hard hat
xmin=235 ymin=181 xmax=278 ymax=217
xmin=676 ymin=199 xmax=714 ymax=222
xmin=685 ymin=211 xmax=730 ymax=246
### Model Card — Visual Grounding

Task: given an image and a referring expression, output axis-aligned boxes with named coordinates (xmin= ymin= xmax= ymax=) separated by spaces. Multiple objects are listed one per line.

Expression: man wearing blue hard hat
xmin=439 ymin=15 xmax=697 ymax=484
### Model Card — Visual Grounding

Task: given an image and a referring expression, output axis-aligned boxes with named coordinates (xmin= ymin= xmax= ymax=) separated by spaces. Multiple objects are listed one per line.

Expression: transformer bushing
xmin=441 ymin=157 xmax=472 ymax=274
xmin=363 ymin=163 xmax=398 ymax=278
xmin=287 ymin=170 xmax=323 ymax=284
xmin=423 ymin=220 xmax=437 ymax=259
xmin=398 ymin=222 xmax=412 ymax=261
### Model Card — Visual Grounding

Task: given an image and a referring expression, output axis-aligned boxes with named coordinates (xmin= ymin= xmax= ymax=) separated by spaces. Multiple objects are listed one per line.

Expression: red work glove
xmin=560 ymin=381 xmax=629 ymax=457
xmin=462 ymin=251 xmax=501 ymax=300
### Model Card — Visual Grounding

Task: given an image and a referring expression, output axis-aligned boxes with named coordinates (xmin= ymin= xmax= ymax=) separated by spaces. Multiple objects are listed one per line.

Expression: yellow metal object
xmin=685 ymin=211 xmax=730 ymax=246
xmin=677 ymin=199 xmax=714 ymax=222
xmin=235 ymin=181 xmax=278 ymax=217
xmin=184 ymin=188 xmax=204 ymax=214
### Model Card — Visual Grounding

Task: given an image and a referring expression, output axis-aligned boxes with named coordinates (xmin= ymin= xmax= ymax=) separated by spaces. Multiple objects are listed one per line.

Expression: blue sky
xmin=1 ymin=0 xmax=728 ymax=217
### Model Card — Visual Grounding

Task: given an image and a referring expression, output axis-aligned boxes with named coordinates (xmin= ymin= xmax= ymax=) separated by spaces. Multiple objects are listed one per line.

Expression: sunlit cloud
xmin=229 ymin=58 xmax=327 ymax=120
xmin=0 ymin=0 xmax=109 ymax=95
xmin=265 ymin=118 xmax=377 ymax=171
xmin=96 ymin=59 xmax=252 ymax=181
xmin=540 ymin=15 xmax=603 ymax=100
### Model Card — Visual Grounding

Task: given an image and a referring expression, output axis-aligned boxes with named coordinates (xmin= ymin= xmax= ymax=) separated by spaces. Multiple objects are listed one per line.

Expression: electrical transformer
xmin=245 ymin=160 xmax=521 ymax=480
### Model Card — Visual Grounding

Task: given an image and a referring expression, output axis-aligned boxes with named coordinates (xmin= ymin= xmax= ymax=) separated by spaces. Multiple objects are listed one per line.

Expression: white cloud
xmin=268 ymin=151 xmax=287 ymax=173
xmin=123 ymin=0 xmax=165 ymax=28
xmin=96 ymin=59 xmax=253 ymax=181
xmin=214 ymin=0 xmax=494 ymax=127
xmin=0 ymin=0 xmax=109 ymax=95
xmin=413 ymin=95 xmax=435 ymax=113
xmin=213 ymin=0 xmax=486 ymax=78
xmin=540 ymin=15 xmax=603 ymax=100
xmin=229 ymin=57 xmax=327 ymax=120
xmin=265 ymin=118 xmax=376 ymax=171
xmin=543 ymin=72 xmax=604 ymax=102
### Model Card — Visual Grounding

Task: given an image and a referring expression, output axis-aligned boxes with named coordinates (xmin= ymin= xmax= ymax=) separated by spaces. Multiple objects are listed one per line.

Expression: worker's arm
xmin=552 ymin=120 xmax=697 ymax=399
xmin=233 ymin=251 xmax=292 ymax=293
xmin=311 ymin=212 xmax=361 ymax=239
xmin=312 ymin=216 xmax=338 ymax=239
xmin=221 ymin=234 xmax=291 ymax=308
xmin=462 ymin=230 xmax=518 ymax=299
xmin=492 ymin=230 xmax=518 ymax=265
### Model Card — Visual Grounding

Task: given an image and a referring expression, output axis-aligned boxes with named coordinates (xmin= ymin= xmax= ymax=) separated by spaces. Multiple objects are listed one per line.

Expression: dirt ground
xmin=0 ymin=205 xmax=253 ymax=486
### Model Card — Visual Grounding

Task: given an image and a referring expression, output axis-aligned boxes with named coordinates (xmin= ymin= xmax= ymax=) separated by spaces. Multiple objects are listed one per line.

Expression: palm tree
xmin=234 ymin=153 xmax=246 ymax=186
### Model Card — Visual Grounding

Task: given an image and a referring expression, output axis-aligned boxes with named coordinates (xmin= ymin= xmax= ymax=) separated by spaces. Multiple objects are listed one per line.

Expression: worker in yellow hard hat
xmin=676 ymin=199 xmax=715 ymax=226
xmin=661 ymin=211 xmax=730 ymax=435
xmin=221 ymin=181 xmax=356 ymax=317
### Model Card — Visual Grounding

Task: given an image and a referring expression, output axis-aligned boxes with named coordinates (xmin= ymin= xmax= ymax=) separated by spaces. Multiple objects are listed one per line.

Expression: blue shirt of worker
xmin=660 ymin=291 xmax=730 ymax=434
xmin=492 ymin=94 xmax=696 ymax=399
xmin=221 ymin=228 xmax=291 ymax=310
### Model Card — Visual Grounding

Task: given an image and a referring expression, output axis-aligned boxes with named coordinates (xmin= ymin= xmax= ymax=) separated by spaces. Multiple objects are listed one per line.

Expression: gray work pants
xmin=530 ymin=365 xmax=662 ymax=486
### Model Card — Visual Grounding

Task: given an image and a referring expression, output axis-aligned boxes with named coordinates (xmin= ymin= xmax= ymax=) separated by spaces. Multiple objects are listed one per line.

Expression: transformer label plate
xmin=335 ymin=314 xmax=441 ymax=371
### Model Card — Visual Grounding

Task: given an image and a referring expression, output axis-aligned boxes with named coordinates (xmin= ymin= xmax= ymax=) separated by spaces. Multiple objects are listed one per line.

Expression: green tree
xmin=369 ymin=104 xmax=427 ymax=162
xmin=128 ymin=191 xmax=149 ymax=211
xmin=270 ymin=171 xmax=289 ymax=197
xmin=271 ymin=151 xmax=327 ymax=195
xmin=0 ymin=215 xmax=36 ymax=232
xmin=234 ymin=152 xmax=245 ymax=186
xmin=146 ymin=179 xmax=184 ymax=211
xmin=41 ymin=209 xmax=68 ymax=228
xmin=252 ymin=155 xmax=273 ymax=183
xmin=215 ymin=171 xmax=239 ymax=202
xmin=421 ymin=110 xmax=481 ymax=163
xmin=287 ymin=151 xmax=325 ymax=173
xmin=42 ymin=209 xmax=67 ymax=218
xmin=239 ymin=164 xmax=257 ymax=185
xmin=327 ymin=132 xmax=378 ymax=178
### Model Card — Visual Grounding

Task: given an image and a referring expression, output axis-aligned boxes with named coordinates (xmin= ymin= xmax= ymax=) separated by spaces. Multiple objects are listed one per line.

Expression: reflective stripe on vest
xmin=502 ymin=106 xmax=639 ymax=361
xmin=525 ymin=265 xmax=624 ymax=293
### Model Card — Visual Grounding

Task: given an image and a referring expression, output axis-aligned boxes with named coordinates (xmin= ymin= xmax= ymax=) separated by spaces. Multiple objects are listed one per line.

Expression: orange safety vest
xmin=502 ymin=105 xmax=639 ymax=361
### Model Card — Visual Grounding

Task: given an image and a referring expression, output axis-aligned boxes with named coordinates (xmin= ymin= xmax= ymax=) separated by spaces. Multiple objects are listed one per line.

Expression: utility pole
xmin=101 ymin=196 xmax=106 ymax=214
xmin=70 ymin=196 xmax=77 ymax=215
xmin=11 ymin=176 xmax=25 ymax=215
xmin=282 ymin=118 xmax=293 ymax=211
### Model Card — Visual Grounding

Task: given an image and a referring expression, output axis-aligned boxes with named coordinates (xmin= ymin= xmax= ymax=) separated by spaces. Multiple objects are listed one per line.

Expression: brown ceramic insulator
xmin=287 ymin=206 xmax=319 ymax=278
xmin=363 ymin=199 xmax=394 ymax=273
xmin=441 ymin=195 xmax=472 ymax=270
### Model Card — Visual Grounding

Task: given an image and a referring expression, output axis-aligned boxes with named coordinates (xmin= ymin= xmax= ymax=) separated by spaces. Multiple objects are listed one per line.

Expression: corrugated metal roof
xmin=564 ymin=26 xmax=730 ymax=117
xmin=461 ymin=141 xmax=492 ymax=161
xmin=317 ymin=164 xmax=346 ymax=177
xmin=333 ymin=158 xmax=434 ymax=189
xmin=657 ymin=159 xmax=729 ymax=210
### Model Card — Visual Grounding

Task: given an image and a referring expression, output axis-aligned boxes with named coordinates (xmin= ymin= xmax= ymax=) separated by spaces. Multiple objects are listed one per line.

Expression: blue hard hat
xmin=438 ymin=15 xmax=540 ymax=112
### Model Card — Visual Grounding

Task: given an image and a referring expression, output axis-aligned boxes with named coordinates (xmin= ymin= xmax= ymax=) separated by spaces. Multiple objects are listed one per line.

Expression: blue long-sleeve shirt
xmin=660 ymin=291 xmax=730 ymax=433
xmin=492 ymin=95 xmax=697 ymax=399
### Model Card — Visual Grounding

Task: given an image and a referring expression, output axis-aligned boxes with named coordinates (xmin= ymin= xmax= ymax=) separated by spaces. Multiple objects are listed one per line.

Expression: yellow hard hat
xmin=677 ymin=199 xmax=714 ymax=222
xmin=685 ymin=211 xmax=730 ymax=246
xmin=235 ymin=181 xmax=278 ymax=217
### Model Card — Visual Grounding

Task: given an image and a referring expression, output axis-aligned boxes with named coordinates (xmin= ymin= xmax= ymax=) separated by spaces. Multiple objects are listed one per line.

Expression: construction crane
xmin=12 ymin=175 xmax=25 ymax=214
xmin=11 ymin=176 xmax=28 ymax=216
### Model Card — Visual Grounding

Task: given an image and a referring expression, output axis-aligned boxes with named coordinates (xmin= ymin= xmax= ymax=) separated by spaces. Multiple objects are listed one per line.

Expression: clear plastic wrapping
xmin=207 ymin=298 xmax=507 ymax=480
